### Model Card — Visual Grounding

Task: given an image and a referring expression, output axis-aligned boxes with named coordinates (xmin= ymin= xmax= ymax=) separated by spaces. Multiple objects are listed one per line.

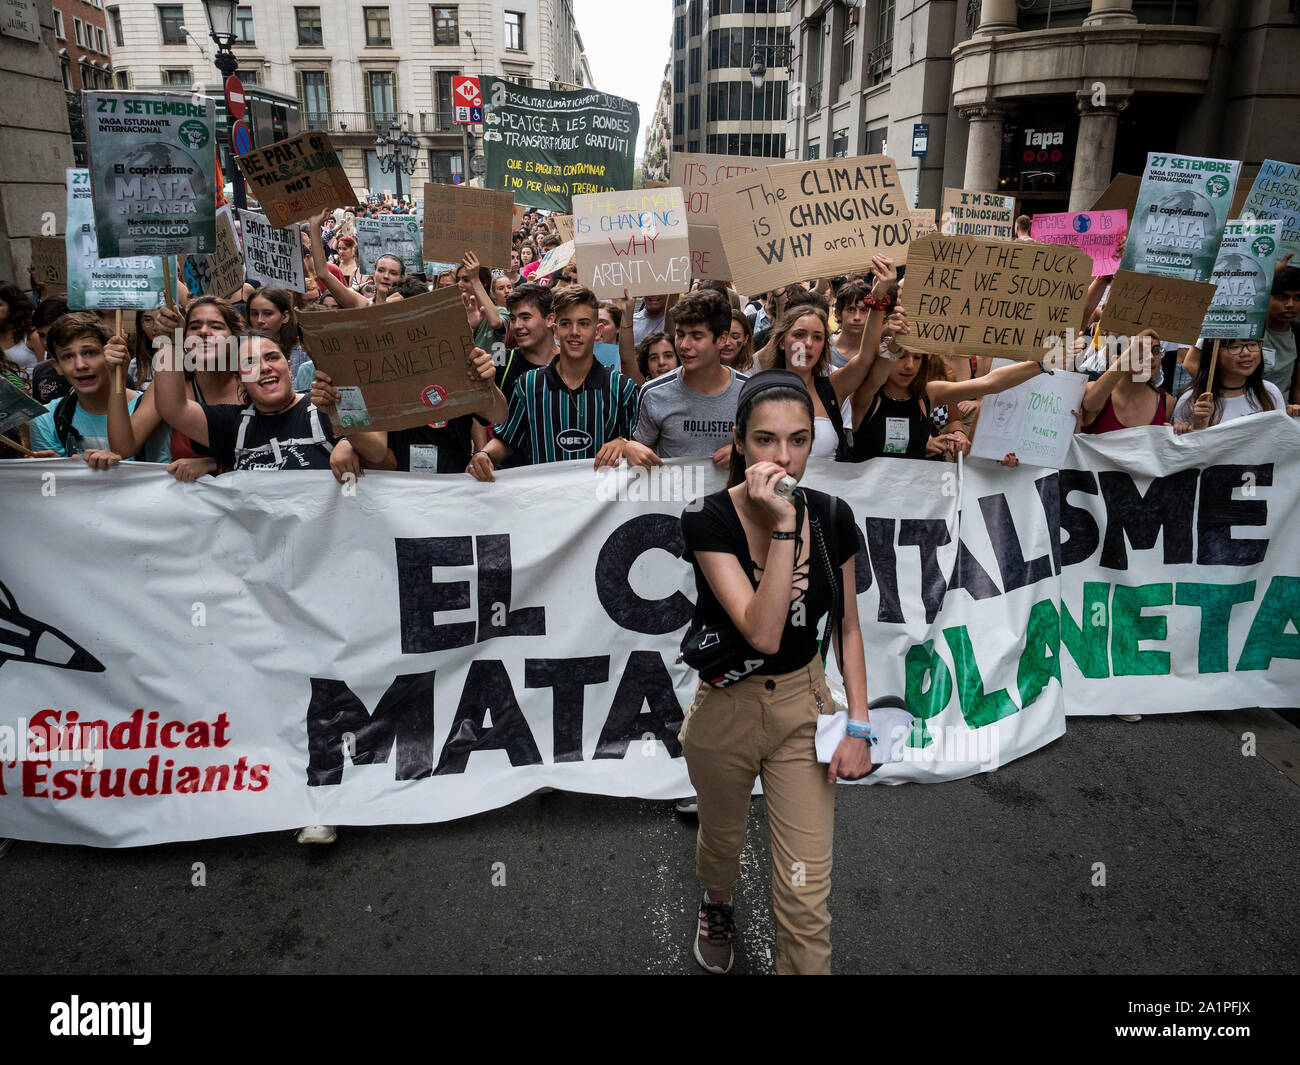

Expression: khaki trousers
xmin=679 ymin=655 xmax=836 ymax=975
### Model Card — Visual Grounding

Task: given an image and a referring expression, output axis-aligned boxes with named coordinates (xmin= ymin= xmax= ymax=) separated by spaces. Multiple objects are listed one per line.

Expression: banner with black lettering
xmin=0 ymin=414 xmax=1296 ymax=846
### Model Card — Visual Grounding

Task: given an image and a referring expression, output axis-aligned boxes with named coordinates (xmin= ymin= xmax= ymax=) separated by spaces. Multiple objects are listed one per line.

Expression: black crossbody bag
xmin=680 ymin=492 xmax=845 ymax=687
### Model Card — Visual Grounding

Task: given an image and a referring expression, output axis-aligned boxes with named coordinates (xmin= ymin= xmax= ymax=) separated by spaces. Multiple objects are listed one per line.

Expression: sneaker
xmin=693 ymin=893 xmax=734 ymax=974
xmin=674 ymin=795 xmax=699 ymax=815
xmin=296 ymin=825 xmax=337 ymax=844
xmin=1115 ymin=714 xmax=1142 ymax=723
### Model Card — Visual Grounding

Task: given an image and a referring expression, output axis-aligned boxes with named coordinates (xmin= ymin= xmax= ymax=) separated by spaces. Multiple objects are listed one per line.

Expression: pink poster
xmin=1030 ymin=210 xmax=1128 ymax=276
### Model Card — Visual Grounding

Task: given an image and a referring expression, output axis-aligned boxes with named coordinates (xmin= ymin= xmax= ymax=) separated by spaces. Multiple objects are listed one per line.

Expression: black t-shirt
xmin=31 ymin=361 xmax=72 ymax=404
xmin=204 ymin=395 xmax=337 ymax=471
xmin=681 ymin=487 xmax=857 ymax=675
xmin=389 ymin=415 xmax=484 ymax=474
xmin=851 ymin=393 xmax=932 ymax=461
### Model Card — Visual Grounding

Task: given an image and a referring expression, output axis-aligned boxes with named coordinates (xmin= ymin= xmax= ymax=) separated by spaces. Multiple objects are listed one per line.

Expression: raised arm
xmin=927 ymin=358 xmax=1046 ymax=406
xmin=463 ymin=252 xmax=503 ymax=331
xmin=150 ymin=305 xmax=211 ymax=446
xmin=618 ymin=288 xmax=642 ymax=385
xmin=309 ymin=212 xmax=369 ymax=309
xmin=828 ymin=254 xmax=894 ymax=403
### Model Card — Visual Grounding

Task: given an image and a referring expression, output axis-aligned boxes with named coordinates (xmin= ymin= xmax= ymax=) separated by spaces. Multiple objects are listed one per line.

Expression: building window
xmin=162 ymin=68 xmax=191 ymax=87
xmin=157 ymin=5 xmax=185 ymax=46
xmin=297 ymin=69 xmax=332 ymax=127
xmin=73 ymin=18 xmax=83 ymax=46
xmin=832 ymin=128 xmax=848 ymax=158
xmin=365 ymin=70 xmax=398 ymax=123
xmin=296 ymin=7 xmax=323 ymax=46
xmin=96 ymin=26 xmax=106 ymax=53
xmin=869 ymin=0 xmax=895 ymax=85
xmin=54 ymin=10 xmax=64 ymax=39
xmin=108 ymin=8 xmax=123 ymax=46
xmin=689 ymin=94 xmax=699 ymax=131
xmin=433 ymin=69 xmax=455 ymax=128
xmin=505 ymin=10 xmax=524 ymax=50
xmin=841 ymin=29 xmax=854 ymax=82
xmin=364 ymin=7 xmax=392 ymax=46
xmin=115 ymin=70 xmax=132 ymax=89
xmin=60 ymin=57 xmax=71 ymax=90
xmin=429 ymin=149 xmax=463 ymax=186
xmin=689 ymin=46 xmax=700 ymax=82
xmin=235 ymin=68 xmax=260 ymax=86
xmin=807 ymin=141 xmax=820 ymax=161
xmin=433 ymin=6 xmax=459 ymax=45
xmin=236 ymin=6 xmax=255 ymax=44
xmin=865 ymin=126 xmax=887 ymax=155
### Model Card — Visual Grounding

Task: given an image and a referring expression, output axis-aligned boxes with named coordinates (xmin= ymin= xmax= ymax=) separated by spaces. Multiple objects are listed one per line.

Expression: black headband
xmin=736 ymin=369 xmax=811 ymax=419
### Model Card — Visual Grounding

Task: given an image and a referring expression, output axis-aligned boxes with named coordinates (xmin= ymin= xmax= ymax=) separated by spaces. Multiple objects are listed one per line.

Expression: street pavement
xmin=2 ymin=707 xmax=1297 ymax=975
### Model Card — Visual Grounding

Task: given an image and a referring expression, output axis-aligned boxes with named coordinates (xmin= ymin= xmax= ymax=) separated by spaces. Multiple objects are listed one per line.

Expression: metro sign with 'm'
xmin=452 ymin=75 xmax=483 ymax=123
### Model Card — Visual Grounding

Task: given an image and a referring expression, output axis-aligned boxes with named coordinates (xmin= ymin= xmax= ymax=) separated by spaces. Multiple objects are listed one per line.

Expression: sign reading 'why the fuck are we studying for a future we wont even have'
xmin=710 ymin=155 xmax=913 ymax=294
xmin=573 ymin=188 xmax=691 ymax=299
xmin=900 ymin=234 xmax=1092 ymax=360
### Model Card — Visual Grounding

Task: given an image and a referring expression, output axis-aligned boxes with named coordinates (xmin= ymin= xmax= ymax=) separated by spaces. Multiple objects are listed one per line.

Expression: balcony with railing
xmin=868 ymin=40 xmax=893 ymax=86
xmin=300 ymin=111 xmax=415 ymax=133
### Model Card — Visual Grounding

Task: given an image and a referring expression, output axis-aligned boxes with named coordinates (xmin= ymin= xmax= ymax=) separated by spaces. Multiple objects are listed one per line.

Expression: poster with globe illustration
xmin=84 ymin=91 xmax=217 ymax=258
xmin=1119 ymin=152 xmax=1241 ymax=282
xmin=1200 ymin=219 xmax=1281 ymax=340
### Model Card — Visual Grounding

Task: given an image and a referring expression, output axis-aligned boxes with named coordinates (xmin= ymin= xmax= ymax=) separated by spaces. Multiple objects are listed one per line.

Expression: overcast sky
xmin=573 ymin=0 xmax=673 ymax=159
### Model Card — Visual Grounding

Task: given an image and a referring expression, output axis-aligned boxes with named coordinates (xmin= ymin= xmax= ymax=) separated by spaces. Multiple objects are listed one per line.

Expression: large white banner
xmin=1 ymin=415 xmax=1297 ymax=846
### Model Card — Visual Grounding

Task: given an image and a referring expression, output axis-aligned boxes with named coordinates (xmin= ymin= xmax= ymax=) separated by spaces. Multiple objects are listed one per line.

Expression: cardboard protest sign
xmin=84 ymin=91 xmax=217 ymax=257
xmin=357 ymin=215 xmax=424 ymax=273
xmin=1089 ymin=174 xmax=1140 ymax=219
xmin=573 ymin=187 xmax=690 ymax=299
xmin=670 ymin=152 xmax=781 ymax=222
xmin=1239 ymin=159 xmax=1300 ymax=264
xmin=941 ymin=188 xmax=1015 ymax=239
xmin=1119 ymin=152 xmax=1240 ymax=281
xmin=711 ymin=155 xmax=912 ymax=295
xmin=296 ymin=289 xmax=493 ymax=436
xmin=533 ymin=240 xmax=575 ymax=280
xmin=30 ymin=236 xmax=67 ymax=289
xmin=910 ymin=209 xmax=937 ymax=236
xmin=65 ymin=168 xmax=165 ymax=310
xmin=688 ymin=223 xmax=730 ymax=280
xmin=203 ymin=206 xmax=244 ymax=298
xmin=899 ymin=234 xmax=1091 ymax=360
xmin=970 ymin=359 xmax=1088 ymax=469
xmin=1099 ymin=270 xmax=1217 ymax=345
xmin=552 ymin=214 xmax=574 ymax=242
xmin=671 ymin=152 xmax=781 ymax=280
xmin=236 ymin=131 xmax=357 ymax=228
xmin=1030 ymin=210 xmax=1127 ymax=276
xmin=0 ymin=377 xmax=49 ymax=437
xmin=1200 ymin=219 xmax=1281 ymax=341
xmin=422 ymin=184 xmax=513 ymax=269
xmin=481 ymin=77 xmax=639 ymax=212
xmin=238 ymin=209 xmax=305 ymax=292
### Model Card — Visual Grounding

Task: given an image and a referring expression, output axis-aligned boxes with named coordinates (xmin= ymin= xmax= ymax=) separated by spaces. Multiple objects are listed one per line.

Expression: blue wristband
xmin=845 ymin=719 xmax=875 ymax=744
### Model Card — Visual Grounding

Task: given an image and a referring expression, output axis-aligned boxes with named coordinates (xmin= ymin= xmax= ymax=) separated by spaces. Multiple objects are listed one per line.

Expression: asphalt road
xmin=3 ymin=708 xmax=1297 ymax=975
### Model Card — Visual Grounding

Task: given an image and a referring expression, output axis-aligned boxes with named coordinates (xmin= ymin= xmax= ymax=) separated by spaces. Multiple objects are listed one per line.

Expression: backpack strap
xmin=52 ymin=392 xmax=81 ymax=454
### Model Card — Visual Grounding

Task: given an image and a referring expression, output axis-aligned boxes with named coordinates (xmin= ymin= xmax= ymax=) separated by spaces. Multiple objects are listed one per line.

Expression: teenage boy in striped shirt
xmin=467 ymin=285 xmax=639 ymax=479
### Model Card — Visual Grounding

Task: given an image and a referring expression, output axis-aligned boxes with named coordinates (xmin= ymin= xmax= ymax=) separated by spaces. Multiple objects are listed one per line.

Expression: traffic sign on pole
xmin=231 ymin=119 xmax=252 ymax=157
xmin=225 ymin=75 xmax=246 ymax=120
xmin=452 ymin=76 xmax=482 ymax=124
xmin=912 ymin=123 xmax=930 ymax=157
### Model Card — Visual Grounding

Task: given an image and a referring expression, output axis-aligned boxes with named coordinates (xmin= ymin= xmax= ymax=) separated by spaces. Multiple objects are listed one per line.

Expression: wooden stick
xmin=113 ymin=309 xmax=124 ymax=395
xmin=0 ymin=433 xmax=38 ymax=457
xmin=162 ymin=256 xmax=175 ymax=310
xmin=1205 ymin=338 xmax=1221 ymax=394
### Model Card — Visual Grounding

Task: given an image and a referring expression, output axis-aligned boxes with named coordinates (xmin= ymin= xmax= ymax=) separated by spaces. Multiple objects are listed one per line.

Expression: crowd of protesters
xmin=4 ymin=191 xmax=1300 ymax=976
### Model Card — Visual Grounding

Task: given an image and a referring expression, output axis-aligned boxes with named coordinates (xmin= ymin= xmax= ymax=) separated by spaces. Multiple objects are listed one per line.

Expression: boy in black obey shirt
xmin=310 ymin=345 xmax=508 ymax=473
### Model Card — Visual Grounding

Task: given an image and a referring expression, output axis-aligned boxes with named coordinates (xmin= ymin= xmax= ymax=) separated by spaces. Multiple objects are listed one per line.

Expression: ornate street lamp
xmin=750 ymin=44 xmax=795 ymax=90
xmin=374 ymin=120 xmax=419 ymax=200
xmin=201 ymin=0 xmax=245 ymax=209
